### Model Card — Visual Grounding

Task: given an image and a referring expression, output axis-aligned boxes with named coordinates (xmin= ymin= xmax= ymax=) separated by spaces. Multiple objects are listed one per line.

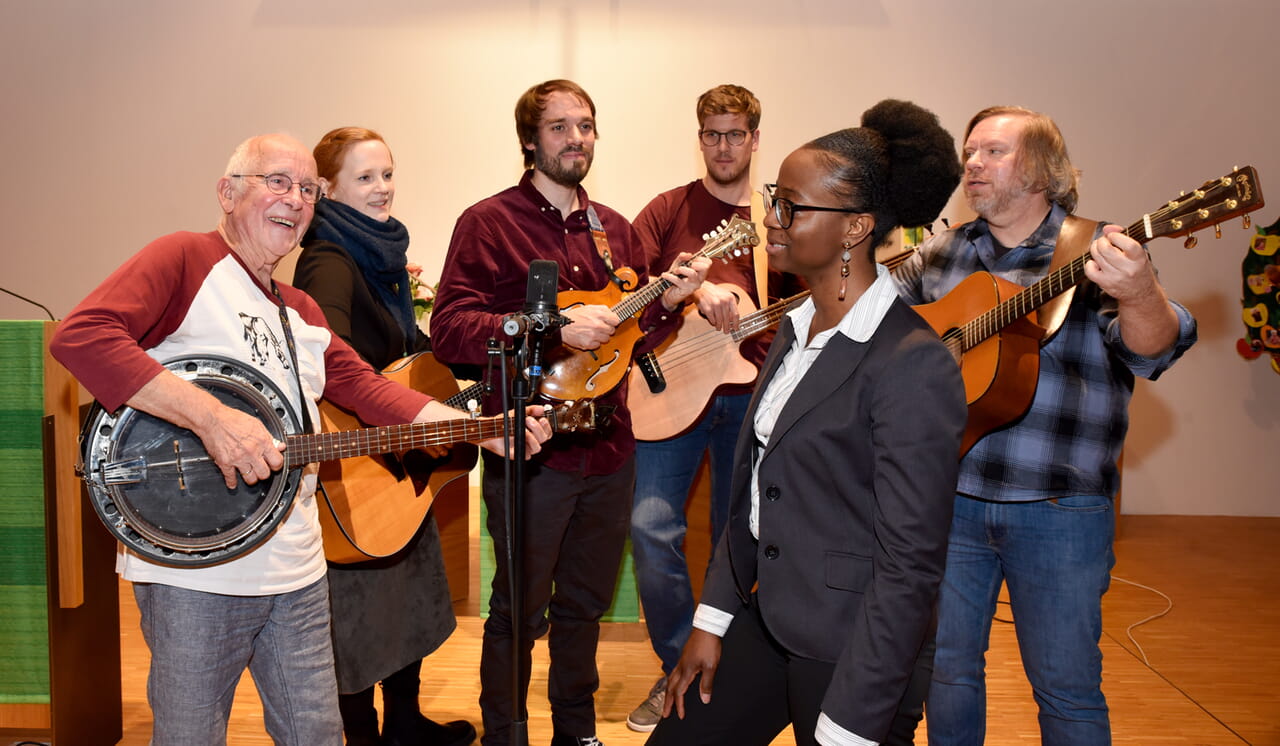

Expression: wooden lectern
xmin=0 ymin=321 xmax=122 ymax=744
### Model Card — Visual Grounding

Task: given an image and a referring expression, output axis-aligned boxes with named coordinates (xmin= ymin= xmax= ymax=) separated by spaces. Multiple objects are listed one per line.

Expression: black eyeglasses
xmin=699 ymin=129 xmax=750 ymax=147
xmin=763 ymin=183 xmax=863 ymax=230
xmin=231 ymin=173 xmax=322 ymax=204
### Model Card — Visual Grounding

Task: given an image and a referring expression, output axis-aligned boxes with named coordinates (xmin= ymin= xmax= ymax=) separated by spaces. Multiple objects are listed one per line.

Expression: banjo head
xmin=80 ymin=355 xmax=305 ymax=567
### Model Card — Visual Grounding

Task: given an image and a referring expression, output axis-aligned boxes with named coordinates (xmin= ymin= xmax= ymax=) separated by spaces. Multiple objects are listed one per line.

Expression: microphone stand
xmin=500 ymin=324 xmax=551 ymax=746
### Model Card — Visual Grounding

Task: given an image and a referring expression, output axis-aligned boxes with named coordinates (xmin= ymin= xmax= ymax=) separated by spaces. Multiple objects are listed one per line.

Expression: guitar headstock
xmin=545 ymin=399 xmax=613 ymax=434
xmin=700 ymin=215 xmax=760 ymax=262
xmin=1142 ymin=166 xmax=1264 ymax=248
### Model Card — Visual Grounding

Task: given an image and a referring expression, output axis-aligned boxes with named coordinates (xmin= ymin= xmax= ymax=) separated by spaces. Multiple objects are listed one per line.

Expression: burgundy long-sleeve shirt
xmin=431 ymin=171 xmax=683 ymax=475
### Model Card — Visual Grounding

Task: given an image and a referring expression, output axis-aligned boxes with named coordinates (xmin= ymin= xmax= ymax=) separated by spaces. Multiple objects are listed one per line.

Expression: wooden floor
xmin=92 ymin=513 xmax=1279 ymax=745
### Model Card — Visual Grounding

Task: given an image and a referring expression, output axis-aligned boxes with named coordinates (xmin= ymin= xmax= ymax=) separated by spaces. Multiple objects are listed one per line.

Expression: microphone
xmin=502 ymin=260 xmax=568 ymax=337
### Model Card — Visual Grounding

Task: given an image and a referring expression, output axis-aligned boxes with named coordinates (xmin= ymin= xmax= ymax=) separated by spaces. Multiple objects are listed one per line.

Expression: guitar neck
xmin=962 ymin=225 xmax=1136 ymax=348
xmin=731 ymin=291 xmax=811 ymax=342
xmin=444 ymin=381 xmax=485 ymax=411
xmin=285 ymin=418 xmax=503 ymax=464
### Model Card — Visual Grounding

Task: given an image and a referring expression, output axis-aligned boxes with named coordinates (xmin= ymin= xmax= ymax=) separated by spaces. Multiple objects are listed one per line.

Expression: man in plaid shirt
xmin=893 ymin=106 xmax=1196 ymax=745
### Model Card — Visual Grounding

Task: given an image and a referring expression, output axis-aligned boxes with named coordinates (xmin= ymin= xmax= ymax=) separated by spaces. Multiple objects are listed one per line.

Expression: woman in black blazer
xmin=648 ymin=100 xmax=967 ymax=746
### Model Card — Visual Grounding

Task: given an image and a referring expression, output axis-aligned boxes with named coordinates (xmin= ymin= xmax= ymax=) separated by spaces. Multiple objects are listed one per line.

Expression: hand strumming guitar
xmin=693 ymin=282 xmax=742 ymax=333
xmin=560 ymin=304 xmax=622 ymax=351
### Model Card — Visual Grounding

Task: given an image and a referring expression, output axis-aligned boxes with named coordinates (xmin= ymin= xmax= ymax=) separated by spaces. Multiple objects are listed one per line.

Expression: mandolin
xmin=538 ymin=215 xmax=759 ymax=401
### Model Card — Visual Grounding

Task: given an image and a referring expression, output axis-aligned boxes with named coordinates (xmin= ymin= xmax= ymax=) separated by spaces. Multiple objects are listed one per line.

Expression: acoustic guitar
xmin=911 ymin=166 xmax=1264 ymax=455
xmin=628 ymin=288 xmax=808 ymax=440
xmin=624 ymin=244 xmax=919 ymax=442
xmin=316 ymin=352 xmax=605 ymax=562
xmin=538 ymin=215 xmax=759 ymax=401
xmin=317 ymin=351 xmax=474 ymax=563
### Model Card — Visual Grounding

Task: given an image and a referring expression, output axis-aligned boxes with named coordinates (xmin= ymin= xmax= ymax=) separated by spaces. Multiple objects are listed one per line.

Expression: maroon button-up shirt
xmin=432 ymin=170 xmax=683 ymax=475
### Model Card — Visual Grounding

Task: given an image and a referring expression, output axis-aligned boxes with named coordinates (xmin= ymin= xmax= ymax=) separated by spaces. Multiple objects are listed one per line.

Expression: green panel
xmin=0 ymin=527 xmax=49 ymax=586
xmin=0 ymin=447 xmax=47 ymax=527
xmin=0 ymin=321 xmax=51 ymax=699
xmin=0 ymin=586 xmax=50 ymax=702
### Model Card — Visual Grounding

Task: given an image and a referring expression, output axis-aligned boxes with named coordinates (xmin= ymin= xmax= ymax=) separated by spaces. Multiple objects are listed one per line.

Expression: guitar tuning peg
xmin=1184 ymin=235 xmax=1198 ymax=249
xmin=701 ymin=232 xmax=711 ymax=241
xmin=1214 ymin=224 xmax=1222 ymax=239
xmin=1244 ymin=214 xmax=1252 ymax=229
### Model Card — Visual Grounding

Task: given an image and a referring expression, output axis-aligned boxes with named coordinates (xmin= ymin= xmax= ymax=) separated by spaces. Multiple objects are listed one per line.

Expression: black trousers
xmin=478 ymin=454 xmax=635 ymax=745
xmin=647 ymin=598 xmax=932 ymax=746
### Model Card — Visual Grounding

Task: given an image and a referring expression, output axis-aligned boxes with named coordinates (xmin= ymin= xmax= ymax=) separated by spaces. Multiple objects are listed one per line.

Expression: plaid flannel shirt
xmin=894 ymin=204 xmax=1197 ymax=501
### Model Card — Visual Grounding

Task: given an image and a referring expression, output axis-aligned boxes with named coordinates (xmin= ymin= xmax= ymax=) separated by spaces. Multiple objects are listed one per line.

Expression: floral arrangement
xmin=405 ymin=263 xmax=437 ymax=321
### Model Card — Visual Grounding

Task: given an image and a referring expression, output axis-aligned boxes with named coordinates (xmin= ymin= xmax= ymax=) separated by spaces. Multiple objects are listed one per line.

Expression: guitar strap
xmin=271 ymin=282 xmax=316 ymax=435
xmin=749 ymin=189 xmax=771 ymax=304
xmin=586 ymin=205 xmax=630 ymax=290
xmin=1037 ymin=214 xmax=1098 ymax=344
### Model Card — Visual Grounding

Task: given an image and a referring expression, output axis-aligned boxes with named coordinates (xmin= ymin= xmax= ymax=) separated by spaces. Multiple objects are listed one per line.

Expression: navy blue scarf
xmin=309 ymin=199 xmax=416 ymax=339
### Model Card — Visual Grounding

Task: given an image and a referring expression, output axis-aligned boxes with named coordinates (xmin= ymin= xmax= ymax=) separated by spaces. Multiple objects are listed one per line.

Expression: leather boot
xmin=339 ymin=686 xmax=382 ymax=746
xmin=381 ymin=660 xmax=477 ymax=746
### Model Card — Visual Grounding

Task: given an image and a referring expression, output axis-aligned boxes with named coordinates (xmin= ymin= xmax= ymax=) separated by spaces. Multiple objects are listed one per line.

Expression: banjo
xmin=79 ymin=355 xmax=591 ymax=567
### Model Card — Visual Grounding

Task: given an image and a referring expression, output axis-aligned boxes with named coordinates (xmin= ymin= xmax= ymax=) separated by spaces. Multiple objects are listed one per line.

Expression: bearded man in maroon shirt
xmin=431 ymin=79 xmax=709 ymax=746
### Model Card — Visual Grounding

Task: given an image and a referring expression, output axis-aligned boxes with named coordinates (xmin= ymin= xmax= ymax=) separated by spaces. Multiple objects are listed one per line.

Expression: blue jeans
xmin=632 ymin=392 xmax=750 ymax=673
xmin=134 ymin=578 xmax=342 ymax=746
xmin=927 ymin=494 xmax=1115 ymax=746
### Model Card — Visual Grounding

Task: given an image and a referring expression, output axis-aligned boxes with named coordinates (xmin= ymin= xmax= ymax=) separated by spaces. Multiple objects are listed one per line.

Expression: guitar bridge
xmin=636 ymin=352 xmax=666 ymax=393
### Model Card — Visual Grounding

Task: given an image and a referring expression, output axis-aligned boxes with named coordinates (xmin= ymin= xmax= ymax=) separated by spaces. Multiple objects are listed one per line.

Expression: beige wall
xmin=3 ymin=0 xmax=1277 ymax=515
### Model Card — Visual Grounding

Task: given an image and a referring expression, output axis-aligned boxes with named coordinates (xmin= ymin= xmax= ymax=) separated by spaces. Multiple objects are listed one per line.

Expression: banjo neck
xmin=284 ymin=416 xmax=508 ymax=466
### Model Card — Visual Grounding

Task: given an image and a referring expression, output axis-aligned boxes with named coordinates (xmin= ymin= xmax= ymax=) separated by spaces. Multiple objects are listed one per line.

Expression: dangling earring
xmin=838 ymin=240 xmax=852 ymax=301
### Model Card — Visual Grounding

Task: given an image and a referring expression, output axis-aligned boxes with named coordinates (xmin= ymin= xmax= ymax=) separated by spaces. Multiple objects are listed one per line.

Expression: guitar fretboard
xmin=956 ymin=217 xmax=1167 ymax=352
xmin=952 ymin=166 xmax=1261 ymax=352
xmin=445 ymin=383 xmax=485 ymax=412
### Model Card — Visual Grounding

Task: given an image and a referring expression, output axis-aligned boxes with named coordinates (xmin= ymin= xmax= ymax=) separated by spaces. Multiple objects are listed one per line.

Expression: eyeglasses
xmin=763 ymin=183 xmax=863 ymax=230
xmin=699 ymin=129 xmax=750 ymax=147
xmin=230 ymin=173 xmax=322 ymax=204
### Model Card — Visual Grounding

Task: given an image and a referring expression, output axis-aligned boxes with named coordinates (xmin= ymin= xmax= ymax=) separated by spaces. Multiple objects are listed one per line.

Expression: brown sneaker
xmin=625 ymin=675 xmax=667 ymax=733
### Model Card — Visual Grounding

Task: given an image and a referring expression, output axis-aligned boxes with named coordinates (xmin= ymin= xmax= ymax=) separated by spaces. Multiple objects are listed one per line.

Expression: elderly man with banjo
xmin=50 ymin=133 xmax=552 ymax=745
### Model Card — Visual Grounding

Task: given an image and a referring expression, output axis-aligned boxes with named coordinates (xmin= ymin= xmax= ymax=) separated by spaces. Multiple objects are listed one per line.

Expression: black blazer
xmin=700 ymin=298 xmax=966 ymax=741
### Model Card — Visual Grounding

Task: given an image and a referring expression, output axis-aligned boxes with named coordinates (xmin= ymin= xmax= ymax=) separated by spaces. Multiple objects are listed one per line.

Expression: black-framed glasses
xmin=763 ymin=183 xmax=863 ymax=230
xmin=699 ymin=129 xmax=749 ymax=147
xmin=231 ymin=173 xmax=322 ymax=204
